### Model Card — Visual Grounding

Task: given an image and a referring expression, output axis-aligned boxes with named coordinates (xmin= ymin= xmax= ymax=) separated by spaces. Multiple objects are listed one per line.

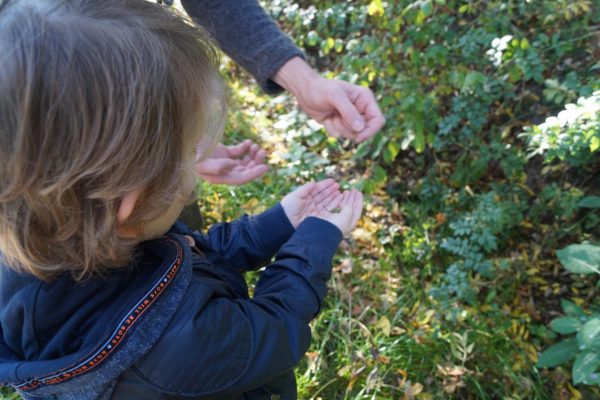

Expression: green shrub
xmin=538 ymin=243 xmax=600 ymax=386
xmin=522 ymin=92 xmax=600 ymax=166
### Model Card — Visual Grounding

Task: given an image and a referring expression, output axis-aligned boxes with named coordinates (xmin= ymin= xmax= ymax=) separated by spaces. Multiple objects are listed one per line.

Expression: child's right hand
xmin=308 ymin=188 xmax=363 ymax=236
xmin=281 ymin=179 xmax=363 ymax=236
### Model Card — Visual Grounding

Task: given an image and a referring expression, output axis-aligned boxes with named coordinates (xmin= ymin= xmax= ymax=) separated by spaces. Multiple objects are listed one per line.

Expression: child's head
xmin=0 ymin=0 xmax=226 ymax=280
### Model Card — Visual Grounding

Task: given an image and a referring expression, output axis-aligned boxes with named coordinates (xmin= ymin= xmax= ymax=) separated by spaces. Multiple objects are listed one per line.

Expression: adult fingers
xmin=323 ymin=120 xmax=341 ymax=138
xmin=328 ymin=83 xmax=366 ymax=132
xmin=351 ymin=86 xmax=385 ymax=142
xmin=325 ymin=117 xmax=356 ymax=140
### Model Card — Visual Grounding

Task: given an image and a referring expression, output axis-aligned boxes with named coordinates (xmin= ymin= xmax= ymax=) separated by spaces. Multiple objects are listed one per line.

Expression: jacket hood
xmin=0 ymin=233 xmax=192 ymax=399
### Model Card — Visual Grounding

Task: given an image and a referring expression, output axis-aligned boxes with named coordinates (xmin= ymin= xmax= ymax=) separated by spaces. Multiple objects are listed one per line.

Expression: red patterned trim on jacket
xmin=14 ymin=236 xmax=183 ymax=392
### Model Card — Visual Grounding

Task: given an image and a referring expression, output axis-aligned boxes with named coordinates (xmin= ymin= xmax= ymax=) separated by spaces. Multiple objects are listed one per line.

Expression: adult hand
xmin=280 ymin=179 xmax=340 ymax=229
xmin=195 ymin=140 xmax=269 ymax=185
xmin=273 ymin=57 xmax=385 ymax=143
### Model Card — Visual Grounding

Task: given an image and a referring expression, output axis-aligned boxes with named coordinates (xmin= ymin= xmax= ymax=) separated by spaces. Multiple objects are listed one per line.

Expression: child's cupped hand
xmin=281 ymin=179 xmax=363 ymax=236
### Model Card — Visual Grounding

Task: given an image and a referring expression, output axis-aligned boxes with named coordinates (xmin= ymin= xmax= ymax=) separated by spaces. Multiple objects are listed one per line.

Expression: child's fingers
xmin=226 ymin=140 xmax=253 ymax=158
xmin=293 ymin=181 xmax=317 ymax=199
xmin=316 ymin=178 xmax=338 ymax=189
xmin=338 ymin=190 xmax=350 ymax=209
xmin=337 ymin=190 xmax=356 ymax=218
xmin=195 ymin=158 xmax=237 ymax=175
xmin=312 ymin=178 xmax=338 ymax=196
xmin=311 ymin=184 xmax=339 ymax=204
xmin=349 ymin=190 xmax=364 ymax=228
xmin=200 ymin=164 xmax=269 ymax=185
xmin=317 ymin=191 xmax=339 ymax=208
xmin=321 ymin=191 xmax=344 ymax=212
xmin=254 ymin=149 xmax=267 ymax=163
xmin=314 ymin=187 xmax=342 ymax=207
xmin=249 ymin=143 xmax=260 ymax=159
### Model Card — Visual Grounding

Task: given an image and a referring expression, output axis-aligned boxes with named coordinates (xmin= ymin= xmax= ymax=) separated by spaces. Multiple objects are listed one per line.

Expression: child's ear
xmin=117 ymin=190 xmax=141 ymax=237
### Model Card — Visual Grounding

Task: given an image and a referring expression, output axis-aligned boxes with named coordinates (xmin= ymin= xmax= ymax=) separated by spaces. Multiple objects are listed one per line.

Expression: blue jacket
xmin=0 ymin=204 xmax=342 ymax=399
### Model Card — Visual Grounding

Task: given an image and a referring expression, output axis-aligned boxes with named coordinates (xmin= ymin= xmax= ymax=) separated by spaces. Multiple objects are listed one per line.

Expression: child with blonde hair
xmin=0 ymin=1 xmax=362 ymax=399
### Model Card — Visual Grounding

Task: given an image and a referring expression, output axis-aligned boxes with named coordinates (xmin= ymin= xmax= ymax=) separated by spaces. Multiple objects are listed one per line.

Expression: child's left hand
xmin=195 ymin=140 xmax=269 ymax=185
xmin=281 ymin=179 xmax=340 ymax=229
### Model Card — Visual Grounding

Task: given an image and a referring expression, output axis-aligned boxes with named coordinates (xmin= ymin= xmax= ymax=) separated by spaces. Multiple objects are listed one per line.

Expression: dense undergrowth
xmin=199 ymin=1 xmax=600 ymax=398
xmin=2 ymin=1 xmax=598 ymax=399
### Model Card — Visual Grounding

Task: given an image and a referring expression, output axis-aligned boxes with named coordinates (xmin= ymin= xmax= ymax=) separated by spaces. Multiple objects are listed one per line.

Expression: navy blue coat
xmin=0 ymin=205 xmax=342 ymax=399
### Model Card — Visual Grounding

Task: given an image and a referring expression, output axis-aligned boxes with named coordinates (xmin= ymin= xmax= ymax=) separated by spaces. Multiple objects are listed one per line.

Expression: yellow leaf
xmin=391 ymin=326 xmax=407 ymax=336
xmin=590 ymin=136 xmax=600 ymax=152
xmin=405 ymin=382 xmax=423 ymax=397
xmin=573 ymin=297 xmax=585 ymax=306
xmin=243 ymin=198 xmax=259 ymax=210
xmin=397 ymin=368 xmax=408 ymax=386
xmin=367 ymin=0 xmax=384 ymax=16
xmin=417 ymin=310 xmax=435 ymax=326
xmin=337 ymin=365 xmax=351 ymax=377
xmin=377 ymin=354 xmax=390 ymax=364
xmin=567 ymin=383 xmax=582 ymax=400
xmin=377 ymin=316 xmax=391 ymax=336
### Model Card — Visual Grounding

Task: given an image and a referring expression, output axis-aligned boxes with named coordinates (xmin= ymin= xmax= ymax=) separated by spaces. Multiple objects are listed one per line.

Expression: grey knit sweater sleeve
xmin=181 ymin=0 xmax=305 ymax=94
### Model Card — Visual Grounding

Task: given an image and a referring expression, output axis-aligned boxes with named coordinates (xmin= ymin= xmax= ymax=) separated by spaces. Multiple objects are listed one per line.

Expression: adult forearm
xmin=272 ymin=56 xmax=319 ymax=100
xmin=181 ymin=0 xmax=304 ymax=94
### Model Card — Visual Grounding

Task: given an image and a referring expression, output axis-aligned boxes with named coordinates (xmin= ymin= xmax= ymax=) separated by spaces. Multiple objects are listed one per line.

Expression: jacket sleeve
xmin=180 ymin=0 xmax=305 ymax=94
xmin=194 ymin=203 xmax=296 ymax=272
xmin=131 ymin=217 xmax=342 ymax=397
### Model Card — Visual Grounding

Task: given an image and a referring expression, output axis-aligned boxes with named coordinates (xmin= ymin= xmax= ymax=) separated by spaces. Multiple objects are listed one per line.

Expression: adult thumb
xmin=330 ymin=87 xmax=365 ymax=132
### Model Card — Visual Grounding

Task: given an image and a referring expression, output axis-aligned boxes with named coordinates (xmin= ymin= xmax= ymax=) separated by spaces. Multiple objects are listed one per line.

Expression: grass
xmin=193 ymin=62 xmax=600 ymax=399
xmin=1 ymin=2 xmax=599 ymax=398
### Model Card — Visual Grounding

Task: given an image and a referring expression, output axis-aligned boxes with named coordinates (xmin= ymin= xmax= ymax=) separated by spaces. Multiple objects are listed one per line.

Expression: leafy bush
xmin=522 ymin=92 xmax=600 ymax=166
xmin=538 ymin=243 xmax=600 ymax=386
xmin=260 ymin=1 xmax=600 ymax=397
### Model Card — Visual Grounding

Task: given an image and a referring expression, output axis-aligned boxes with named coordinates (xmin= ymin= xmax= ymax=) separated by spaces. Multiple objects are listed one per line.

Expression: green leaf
xmin=306 ymin=31 xmax=320 ymax=47
xmin=577 ymin=317 xmax=600 ymax=351
xmin=550 ymin=317 xmax=582 ymax=334
xmin=322 ymin=37 xmax=335 ymax=54
xmin=537 ymin=338 xmax=578 ymax=368
xmin=591 ymin=136 xmax=600 ymax=152
xmin=373 ymin=164 xmax=388 ymax=184
xmin=562 ymin=299 xmax=586 ymax=318
xmin=384 ymin=141 xmax=400 ymax=163
xmin=415 ymin=10 xmax=426 ymax=25
xmin=413 ymin=131 xmax=426 ymax=153
xmin=572 ymin=350 xmax=600 ymax=384
xmin=557 ymin=244 xmax=600 ymax=275
xmin=579 ymin=196 xmax=600 ymax=209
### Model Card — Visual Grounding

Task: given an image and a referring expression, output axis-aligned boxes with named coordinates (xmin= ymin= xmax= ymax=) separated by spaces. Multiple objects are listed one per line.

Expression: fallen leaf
xmin=377 ymin=316 xmax=391 ymax=336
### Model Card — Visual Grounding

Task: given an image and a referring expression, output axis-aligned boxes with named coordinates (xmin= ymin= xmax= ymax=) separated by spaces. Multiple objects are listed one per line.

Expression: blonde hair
xmin=0 ymin=0 xmax=226 ymax=280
